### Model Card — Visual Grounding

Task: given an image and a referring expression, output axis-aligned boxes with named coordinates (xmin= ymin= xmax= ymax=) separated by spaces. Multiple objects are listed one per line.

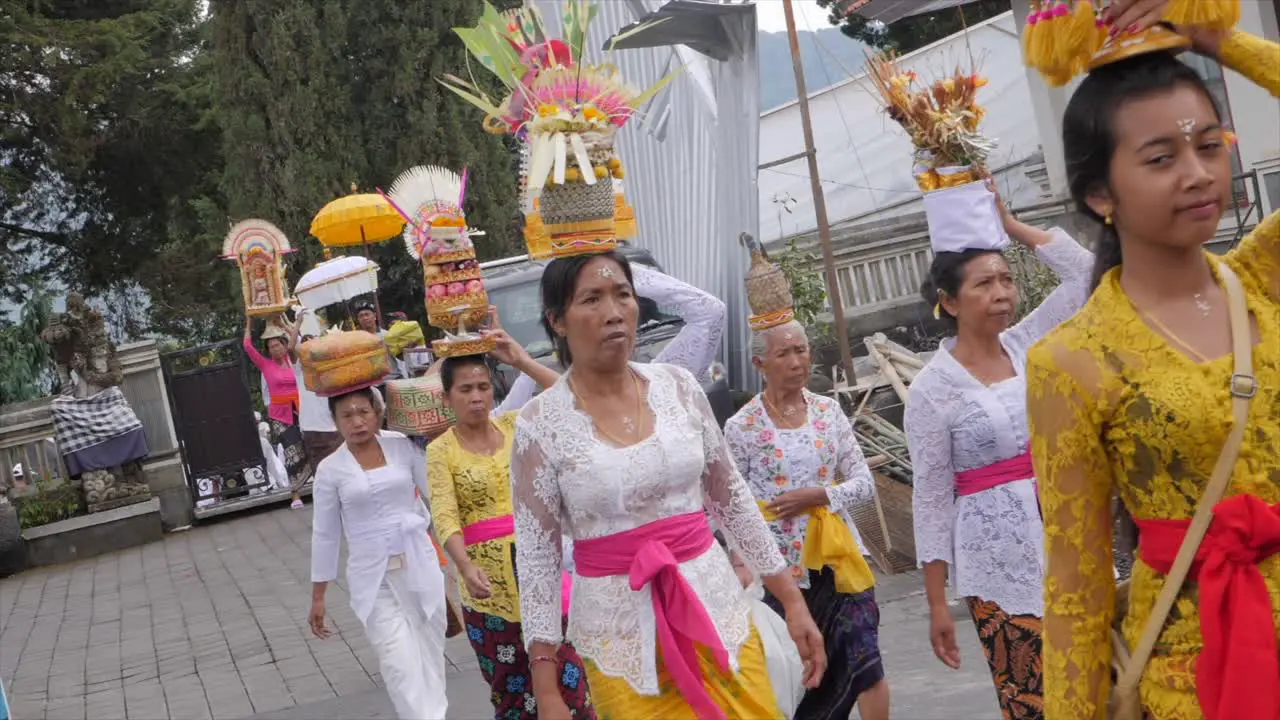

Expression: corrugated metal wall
xmin=534 ymin=1 xmax=762 ymax=391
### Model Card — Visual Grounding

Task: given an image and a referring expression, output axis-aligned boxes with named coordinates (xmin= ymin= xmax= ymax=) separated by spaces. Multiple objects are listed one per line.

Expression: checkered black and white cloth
xmin=50 ymin=387 xmax=144 ymax=455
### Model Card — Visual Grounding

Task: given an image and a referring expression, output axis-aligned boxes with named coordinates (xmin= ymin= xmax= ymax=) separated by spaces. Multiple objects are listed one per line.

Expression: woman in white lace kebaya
xmin=905 ymin=201 xmax=1093 ymax=720
xmin=309 ymin=388 xmax=448 ymax=720
xmin=429 ymin=267 xmax=725 ymax=720
xmin=725 ymin=319 xmax=889 ymax=720
xmin=511 ymin=251 xmax=826 ymax=720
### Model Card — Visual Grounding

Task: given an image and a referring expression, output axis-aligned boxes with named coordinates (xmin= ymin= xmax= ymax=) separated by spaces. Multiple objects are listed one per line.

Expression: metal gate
xmin=162 ymin=340 xmax=270 ymax=508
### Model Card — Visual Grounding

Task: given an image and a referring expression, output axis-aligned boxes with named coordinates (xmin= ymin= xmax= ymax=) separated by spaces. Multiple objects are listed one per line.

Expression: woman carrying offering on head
xmin=1021 ymin=2 xmax=1280 ymax=718
xmin=865 ymin=48 xmax=1095 ymax=720
xmin=427 ymin=325 xmax=591 ymax=720
xmin=244 ymin=315 xmax=311 ymax=508
xmin=445 ymin=6 xmax=824 ymax=717
xmin=308 ymin=383 xmax=449 ymax=720
xmin=512 ymin=250 xmax=826 ymax=720
xmin=723 ymin=239 xmax=889 ymax=720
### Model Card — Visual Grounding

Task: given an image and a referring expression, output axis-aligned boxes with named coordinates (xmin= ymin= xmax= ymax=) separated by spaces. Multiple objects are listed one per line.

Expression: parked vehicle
xmin=482 ymin=244 xmax=734 ymax=426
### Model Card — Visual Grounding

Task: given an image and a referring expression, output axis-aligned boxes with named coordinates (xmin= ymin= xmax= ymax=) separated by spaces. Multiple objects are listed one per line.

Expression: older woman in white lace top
xmin=511 ymin=251 xmax=826 ymax=720
xmin=905 ymin=207 xmax=1092 ymax=720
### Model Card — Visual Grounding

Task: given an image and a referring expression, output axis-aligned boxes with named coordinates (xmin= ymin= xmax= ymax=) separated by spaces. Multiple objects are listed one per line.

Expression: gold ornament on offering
xmin=222 ymin=219 xmax=296 ymax=317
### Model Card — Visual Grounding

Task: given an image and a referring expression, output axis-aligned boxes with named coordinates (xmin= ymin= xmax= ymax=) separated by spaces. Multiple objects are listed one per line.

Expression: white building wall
xmin=757 ymin=12 xmax=1049 ymax=244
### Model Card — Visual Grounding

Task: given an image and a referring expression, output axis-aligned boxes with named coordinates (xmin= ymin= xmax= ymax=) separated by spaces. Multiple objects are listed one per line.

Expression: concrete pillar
xmin=1009 ymin=1 xmax=1077 ymax=200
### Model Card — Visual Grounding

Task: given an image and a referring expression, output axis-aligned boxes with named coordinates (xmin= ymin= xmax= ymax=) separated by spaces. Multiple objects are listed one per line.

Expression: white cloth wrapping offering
xmin=922 ymin=180 xmax=1010 ymax=254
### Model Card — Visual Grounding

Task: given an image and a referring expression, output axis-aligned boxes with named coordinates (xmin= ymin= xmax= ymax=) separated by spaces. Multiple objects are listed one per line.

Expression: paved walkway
xmin=0 ymin=504 xmax=1001 ymax=720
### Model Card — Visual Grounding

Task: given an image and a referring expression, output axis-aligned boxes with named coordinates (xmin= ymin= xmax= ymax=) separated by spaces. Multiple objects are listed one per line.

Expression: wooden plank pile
xmin=824 ymin=332 xmax=932 ymax=574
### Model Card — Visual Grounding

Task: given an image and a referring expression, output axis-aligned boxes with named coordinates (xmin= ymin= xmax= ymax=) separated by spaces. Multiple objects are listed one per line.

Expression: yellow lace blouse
xmin=427 ymin=412 xmax=520 ymax=621
xmin=1027 ymin=33 xmax=1280 ymax=719
xmin=1028 ymin=201 xmax=1279 ymax=720
xmin=1220 ymin=29 xmax=1280 ymax=97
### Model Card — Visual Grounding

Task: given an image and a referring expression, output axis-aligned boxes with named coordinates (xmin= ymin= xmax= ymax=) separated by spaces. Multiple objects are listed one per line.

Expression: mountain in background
xmin=758 ymin=27 xmax=869 ymax=112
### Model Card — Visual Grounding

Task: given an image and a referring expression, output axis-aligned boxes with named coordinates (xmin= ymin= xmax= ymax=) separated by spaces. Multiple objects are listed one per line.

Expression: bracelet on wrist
xmin=530 ymin=654 xmax=557 ymax=667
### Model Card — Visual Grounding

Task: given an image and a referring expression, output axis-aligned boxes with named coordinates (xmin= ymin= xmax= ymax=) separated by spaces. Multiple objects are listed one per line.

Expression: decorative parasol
xmin=309 ymin=188 xmax=406 ymax=248
xmin=293 ymin=255 xmax=380 ymax=315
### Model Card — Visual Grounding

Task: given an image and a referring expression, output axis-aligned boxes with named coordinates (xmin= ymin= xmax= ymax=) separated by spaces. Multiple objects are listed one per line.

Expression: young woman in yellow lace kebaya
xmin=426 ymin=343 xmax=585 ymax=720
xmin=1026 ymin=16 xmax=1280 ymax=720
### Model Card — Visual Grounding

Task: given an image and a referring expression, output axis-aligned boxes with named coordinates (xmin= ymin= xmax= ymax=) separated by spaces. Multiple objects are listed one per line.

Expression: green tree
xmin=774 ymin=238 xmax=832 ymax=346
xmin=209 ymin=0 xmax=521 ymax=327
xmin=0 ymin=1 xmax=221 ymax=336
xmin=0 ymin=296 xmax=55 ymax=406
xmin=817 ymin=0 xmax=1011 ymax=54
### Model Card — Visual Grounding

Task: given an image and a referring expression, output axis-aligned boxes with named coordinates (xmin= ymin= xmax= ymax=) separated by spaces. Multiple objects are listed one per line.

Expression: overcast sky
xmin=755 ymin=0 xmax=835 ymax=33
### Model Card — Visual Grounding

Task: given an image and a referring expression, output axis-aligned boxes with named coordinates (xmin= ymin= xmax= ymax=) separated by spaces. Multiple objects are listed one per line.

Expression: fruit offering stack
xmin=421 ymin=217 xmax=489 ymax=331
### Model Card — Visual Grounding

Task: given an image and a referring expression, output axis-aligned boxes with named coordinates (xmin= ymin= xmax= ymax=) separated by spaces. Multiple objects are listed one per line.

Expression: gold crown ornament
xmin=442 ymin=1 xmax=678 ymax=260
xmin=740 ymin=233 xmax=796 ymax=332
xmin=1021 ymin=1 xmax=1238 ymax=87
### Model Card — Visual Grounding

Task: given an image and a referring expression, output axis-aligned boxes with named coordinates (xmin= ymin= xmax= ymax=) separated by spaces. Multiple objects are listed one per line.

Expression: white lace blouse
xmin=905 ymin=230 xmax=1093 ymax=617
xmin=724 ymin=390 xmax=874 ymax=589
xmin=510 ymin=362 xmax=786 ymax=694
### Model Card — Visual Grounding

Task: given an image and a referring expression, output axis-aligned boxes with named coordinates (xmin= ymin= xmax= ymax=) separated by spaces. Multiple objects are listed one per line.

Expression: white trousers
xmin=364 ymin=566 xmax=449 ymax=720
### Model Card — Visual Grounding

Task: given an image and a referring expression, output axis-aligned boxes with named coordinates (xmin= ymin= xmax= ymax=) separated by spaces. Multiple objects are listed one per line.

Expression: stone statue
xmin=40 ymin=293 xmax=123 ymax=398
xmin=40 ymin=293 xmax=149 ymax=513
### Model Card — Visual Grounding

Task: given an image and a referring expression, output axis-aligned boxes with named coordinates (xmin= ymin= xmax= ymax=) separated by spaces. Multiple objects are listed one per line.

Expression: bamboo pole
xmin=783 ymin=0 xmax=856 ymax=385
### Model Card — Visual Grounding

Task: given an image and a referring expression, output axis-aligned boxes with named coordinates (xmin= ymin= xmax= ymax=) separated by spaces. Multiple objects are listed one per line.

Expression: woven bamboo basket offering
xmin=745 ymin=250 xmax=793 ymax=317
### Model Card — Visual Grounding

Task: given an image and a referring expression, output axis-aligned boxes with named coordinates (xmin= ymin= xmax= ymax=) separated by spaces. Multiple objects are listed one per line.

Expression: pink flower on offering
xmin=464 ymin=279 xmax=484 ymax=294
xmin=447 ymin=282 xmax=465 ymax=296
xmin=428 ymin=284 xmax=448 ymax=299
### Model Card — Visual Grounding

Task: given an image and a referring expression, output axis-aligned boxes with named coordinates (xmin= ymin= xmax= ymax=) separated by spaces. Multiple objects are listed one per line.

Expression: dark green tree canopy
xmin=3 ymin=0 xmax=523 ymax=347
xmin=817 ymin=0 xmax=1011 ymax=54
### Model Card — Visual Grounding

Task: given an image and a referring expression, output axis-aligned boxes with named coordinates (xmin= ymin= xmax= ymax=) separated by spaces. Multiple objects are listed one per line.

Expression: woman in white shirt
xmin=906 ymin=197 xmax=1093 ymax=720
xmin=308 ymin=387 xmax=448 ymax=720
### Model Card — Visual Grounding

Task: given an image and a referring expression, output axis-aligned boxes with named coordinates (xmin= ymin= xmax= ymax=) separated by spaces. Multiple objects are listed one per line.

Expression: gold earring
xmin=933 ymin=302 xmax=942 ymax=320
xmin=1104 ymin=212 xmax=1113 ymax=225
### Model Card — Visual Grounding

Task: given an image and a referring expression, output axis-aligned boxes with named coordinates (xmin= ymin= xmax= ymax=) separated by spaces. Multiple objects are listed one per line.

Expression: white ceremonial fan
xmin=293 ymin=255 xmax=379 ymax=311
xmin=386 ymin=165 xmax=484 ymax=260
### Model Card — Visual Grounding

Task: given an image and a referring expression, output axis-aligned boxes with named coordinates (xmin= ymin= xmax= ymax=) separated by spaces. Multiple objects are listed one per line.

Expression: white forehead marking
xmin=1177 ymin=118 xmax=1196 ymax=140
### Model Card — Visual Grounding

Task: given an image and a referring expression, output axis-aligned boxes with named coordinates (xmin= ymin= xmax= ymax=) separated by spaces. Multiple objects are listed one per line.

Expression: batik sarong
xmin=966 ymin=597 xmax=1044 ymax=720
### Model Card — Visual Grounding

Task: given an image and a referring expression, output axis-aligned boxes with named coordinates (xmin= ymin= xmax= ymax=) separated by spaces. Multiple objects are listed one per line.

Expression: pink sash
xmin=954 ymin=451 xmax=1035 ymax=497
xmin=462 ymin=514 xmax=573 ymax=615
xmin=573 ymin=512 xmax=729 ymax=720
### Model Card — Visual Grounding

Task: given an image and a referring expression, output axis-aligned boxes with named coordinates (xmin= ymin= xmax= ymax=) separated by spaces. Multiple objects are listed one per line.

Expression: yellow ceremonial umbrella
xmin=308 ymin=186 xmax=406 ymax=323
xmin=309 ymin=187 xmax=406 ymax=248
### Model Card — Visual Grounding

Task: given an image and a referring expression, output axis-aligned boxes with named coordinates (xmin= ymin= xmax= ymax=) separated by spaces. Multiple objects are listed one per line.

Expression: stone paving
xmin=0 ymin=504 xmax=1002 ymax=720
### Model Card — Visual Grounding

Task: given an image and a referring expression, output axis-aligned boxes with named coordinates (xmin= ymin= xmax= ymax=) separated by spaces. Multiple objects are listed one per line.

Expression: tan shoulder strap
xmin=1116 ymin=262 xmax=1256 ymax=692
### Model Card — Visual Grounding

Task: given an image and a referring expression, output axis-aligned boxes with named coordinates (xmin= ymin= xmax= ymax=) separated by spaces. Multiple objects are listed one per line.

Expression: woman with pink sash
xmin=905 ymin=187 xmax=1093 ymax=719
xmin=425 ymin=332 xmax=577 ymax=720
xmin=512 ymin=251 xmax=826 ymax=720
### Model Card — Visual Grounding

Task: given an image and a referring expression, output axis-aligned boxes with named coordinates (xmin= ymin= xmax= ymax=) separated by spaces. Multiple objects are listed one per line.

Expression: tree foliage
xmin=209 ymin=0 xmax=522 ymax=329
xmin=774 ymin=239 xmax=831 ymax=346
xmin=816 ymin=0 xmax=1011 ymax=54
xmin=3 ymin=0 xmax=524 ymax=348
xmin=0 ymin=296 xmax=55 ymax=406
xmin=0 ymin=0 xmax=222 ymax=331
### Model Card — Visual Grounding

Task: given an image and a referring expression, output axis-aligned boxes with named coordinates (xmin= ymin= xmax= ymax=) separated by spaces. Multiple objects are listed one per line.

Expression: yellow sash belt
xmin=758 ymin=500 xmax=875 ymax=594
